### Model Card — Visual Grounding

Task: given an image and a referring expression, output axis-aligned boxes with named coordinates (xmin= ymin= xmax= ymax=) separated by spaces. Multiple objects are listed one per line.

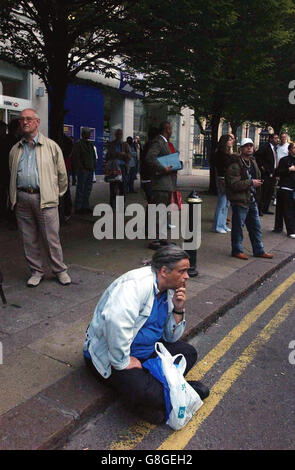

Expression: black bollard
xmin=0 ymin=269 xmax=7 ymax=305
xmin=183 ymin=190 xmax=202 ymax=277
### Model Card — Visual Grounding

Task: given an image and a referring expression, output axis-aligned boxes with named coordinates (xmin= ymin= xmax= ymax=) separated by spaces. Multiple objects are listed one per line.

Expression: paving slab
xmin=0 ymin=347 xmax=69 ymax=415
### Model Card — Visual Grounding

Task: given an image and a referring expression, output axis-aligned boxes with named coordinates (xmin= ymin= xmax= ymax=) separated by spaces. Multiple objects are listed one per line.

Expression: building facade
xmin=1 ymin=59 xmax=270 ymax=177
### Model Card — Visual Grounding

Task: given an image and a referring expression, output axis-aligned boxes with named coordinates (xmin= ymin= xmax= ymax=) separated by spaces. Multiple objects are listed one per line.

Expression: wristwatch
xmin=172 ymin=307 xmax=185 ymax=315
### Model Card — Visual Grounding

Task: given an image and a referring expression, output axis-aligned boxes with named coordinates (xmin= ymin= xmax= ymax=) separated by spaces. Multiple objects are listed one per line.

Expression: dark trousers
xmin=274 ymin=189 xmax=295 ymax=235
xmin=0 ymin=184 xmax=8 ymax=220
xmin=109 ymin=165 xmax=128 ymax=210
xmin=128 ymin=167 xmax=137 ymax=192
xmin=260 ymin=174 xmax=276 ymax=213
xmin=75 ymin=170 xmax=93 ymax=210
xmin=149 ymin=190 xmax=172 ymax=240
xmin=85 ymin=340 xmax=198 ymax=422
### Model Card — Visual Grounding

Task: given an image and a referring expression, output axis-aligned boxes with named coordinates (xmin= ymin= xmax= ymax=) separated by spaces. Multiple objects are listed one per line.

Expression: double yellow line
xmin=110 ymin=272 xmax=295 ymax=451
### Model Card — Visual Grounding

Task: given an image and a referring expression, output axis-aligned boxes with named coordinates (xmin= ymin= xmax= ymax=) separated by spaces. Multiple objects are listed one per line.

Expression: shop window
xmin=0 ymin=61 xmax=30 ymax=99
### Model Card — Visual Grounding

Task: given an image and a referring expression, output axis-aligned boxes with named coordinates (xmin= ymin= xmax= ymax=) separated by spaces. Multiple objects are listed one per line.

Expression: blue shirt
xmin=130 ymin=287 xmax=168 ymax=360
xmin=17 ymin=133 xmax=40 ymax=189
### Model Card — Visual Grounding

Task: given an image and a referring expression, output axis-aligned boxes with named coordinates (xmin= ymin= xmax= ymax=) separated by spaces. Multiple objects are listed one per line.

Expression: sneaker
xmin=215 ymin=229 xmax=227 ymax=234
xmin=56 ymin=271 xmax=71 ymax=285
xmin=27 ymin=275 xmax=43 ymax=287
xmin=225 ymin=227 xmax=231 ymax=232
xmin=288 ymin=234 xmax=295 ymax=239
xmin=188 ymin=381 xmax=210 ymax=400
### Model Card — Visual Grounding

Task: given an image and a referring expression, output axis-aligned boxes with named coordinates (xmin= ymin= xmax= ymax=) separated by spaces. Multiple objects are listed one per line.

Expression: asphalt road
xmin=61 ymin=260 xmax=295 ymax=451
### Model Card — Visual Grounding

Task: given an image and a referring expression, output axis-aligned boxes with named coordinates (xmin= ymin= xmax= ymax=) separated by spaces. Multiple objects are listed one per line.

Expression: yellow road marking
xmin=158 ymin=296 xmax=295 ymax=450
xmin=109 ymin=273 xmax=295 ymax=450
xmin=186 ymin=271 xmax=295 ymax=381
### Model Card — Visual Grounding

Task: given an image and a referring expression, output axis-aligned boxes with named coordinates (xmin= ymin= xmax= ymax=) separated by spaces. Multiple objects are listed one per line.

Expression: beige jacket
xmin=9 ymin=133 xmax=68 ymax=209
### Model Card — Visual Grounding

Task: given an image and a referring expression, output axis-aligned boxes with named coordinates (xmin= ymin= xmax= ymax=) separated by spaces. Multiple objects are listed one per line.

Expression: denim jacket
xmin=83 ymin=266 xmax=186 ymax=378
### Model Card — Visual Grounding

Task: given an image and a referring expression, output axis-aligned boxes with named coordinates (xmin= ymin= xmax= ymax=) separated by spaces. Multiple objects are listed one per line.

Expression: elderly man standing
xmin=226 ymin=137 xmax=274 ymax=260
xmin=9 ymin=108 xmax=71 ymax=287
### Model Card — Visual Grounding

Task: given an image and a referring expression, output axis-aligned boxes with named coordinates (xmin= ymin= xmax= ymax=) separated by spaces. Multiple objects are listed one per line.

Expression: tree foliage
xmin=119 ymin=0 xmax=295 ymax=190
xmin=0 ymin=0 xmax=129 ymax=142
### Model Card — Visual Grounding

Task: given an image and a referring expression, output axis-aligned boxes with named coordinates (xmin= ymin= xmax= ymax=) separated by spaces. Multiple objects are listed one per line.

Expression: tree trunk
xmin=48 ymin=79 xmax=68 ymax=146
xmin=208 ymin=112 xmax=221 ymax=194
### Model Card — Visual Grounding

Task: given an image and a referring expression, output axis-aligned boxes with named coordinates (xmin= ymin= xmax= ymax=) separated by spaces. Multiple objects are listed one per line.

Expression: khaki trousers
xmin=16 ymin=191 xmax=67 ymax=277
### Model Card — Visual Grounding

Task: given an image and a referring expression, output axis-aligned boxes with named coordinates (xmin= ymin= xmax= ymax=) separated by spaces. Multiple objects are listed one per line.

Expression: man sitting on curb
xmin=225 ymin=137 xmax=274 ymax=261
xmin=83 ymin=245 xmax=209 ymax=424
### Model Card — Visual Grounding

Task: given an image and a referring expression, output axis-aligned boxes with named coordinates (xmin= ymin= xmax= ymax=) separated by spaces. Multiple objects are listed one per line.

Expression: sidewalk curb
xmin=0 ymin=248 xmax=294 ymax=450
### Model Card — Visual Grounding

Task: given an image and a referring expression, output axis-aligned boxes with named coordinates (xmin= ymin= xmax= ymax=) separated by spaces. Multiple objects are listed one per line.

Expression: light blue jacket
xmin=83 ymin=266 xmax=186 ymax=378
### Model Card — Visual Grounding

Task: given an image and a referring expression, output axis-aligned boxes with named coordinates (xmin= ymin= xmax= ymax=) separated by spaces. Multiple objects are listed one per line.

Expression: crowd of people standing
xmin=1 ymin=110 xmax=295 ymax=288
xmin=212 ymin=130 xmax=295 ymax=262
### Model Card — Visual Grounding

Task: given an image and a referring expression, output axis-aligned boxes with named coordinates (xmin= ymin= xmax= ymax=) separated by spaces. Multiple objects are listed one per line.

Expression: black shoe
xmin=272 ymin=229 xmax=282 ymax=233
xmin=263 ymin=211 xmax=274 ymax=215
xmin=188 ymin=381 xmax=210 ymax=400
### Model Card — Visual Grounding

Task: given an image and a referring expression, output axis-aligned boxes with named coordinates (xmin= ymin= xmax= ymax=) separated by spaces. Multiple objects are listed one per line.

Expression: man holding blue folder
xmin=145 ymin=121 xmax=178 ymax=250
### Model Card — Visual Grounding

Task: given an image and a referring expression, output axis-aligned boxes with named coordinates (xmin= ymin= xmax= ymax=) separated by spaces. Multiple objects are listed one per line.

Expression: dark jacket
xmin=145 ymin=135 xmax=176 ymax=192
xmin=225 ymin=155 xmax=261 ymax=208
xmin=254 ymin=142 xmax=276 ymax=176
xmin=213 ymin=150 xmax=233 ymax=178
xmin=71 ymin=138 xmax=96 ymax=172
xmin=277 ymin=154 xmax=295 ymax=190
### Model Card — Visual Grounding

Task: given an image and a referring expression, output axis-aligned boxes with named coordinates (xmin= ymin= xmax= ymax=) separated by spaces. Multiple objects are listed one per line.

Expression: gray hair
xmin=151 ymin=245 xmax=189 ymax=272
xmin=22 ymin=108 xmax=39 ymax=119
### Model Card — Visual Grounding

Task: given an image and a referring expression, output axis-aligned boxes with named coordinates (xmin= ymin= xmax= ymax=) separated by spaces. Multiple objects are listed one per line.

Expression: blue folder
xmin=157 ymin=152 xmax=182 ymax=171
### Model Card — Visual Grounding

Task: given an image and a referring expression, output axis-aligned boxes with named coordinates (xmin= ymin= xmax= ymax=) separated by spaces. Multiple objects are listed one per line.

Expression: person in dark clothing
xmin=0 ymin=120 xmax=8 ymax=221
xmin=212 ymin=134 xmax=234 ymax=233
xmin=273 ymin=142 xmax=295 ymax=237
xmin=71 ymin=128 xmax=97 ymax=215
xmin=126 ymin=136 xmax=138 ymax=193
xmin=145 ymin=121 xmax=177 ymax=250
xmin=226 ymin=138 xmax=274 ymax=260
xmin=0 ymin=119 xmax=20 ymax=227
xmin=59 ymin=133 xmax=74 ymax=221
xmin=255 ymin=133 xmax=279 ymax=214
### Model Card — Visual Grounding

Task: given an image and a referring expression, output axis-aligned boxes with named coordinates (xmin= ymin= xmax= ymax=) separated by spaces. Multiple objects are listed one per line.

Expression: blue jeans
xmin=212 ymin=193 xmax=229 ymax=232
xmin=75 ymin=170 xmax=93 ymax=210
xmin=231 ymin=202 xmax=264 ymax=256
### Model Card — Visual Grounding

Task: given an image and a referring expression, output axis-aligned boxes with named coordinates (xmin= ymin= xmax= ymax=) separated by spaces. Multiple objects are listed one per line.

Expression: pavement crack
xmin=37 ymin=395 xmax=79 ymax=420
xmin=34 ymin=351 xmax=73 ymax=368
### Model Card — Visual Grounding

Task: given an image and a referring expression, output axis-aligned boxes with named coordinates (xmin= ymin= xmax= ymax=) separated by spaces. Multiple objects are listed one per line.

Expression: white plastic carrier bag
xmin=155 ymin=342 xmax=203 ymax=430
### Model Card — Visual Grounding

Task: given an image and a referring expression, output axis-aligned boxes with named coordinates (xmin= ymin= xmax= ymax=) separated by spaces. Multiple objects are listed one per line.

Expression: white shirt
xmin=277 ymin=143 xmax=289 ymax=162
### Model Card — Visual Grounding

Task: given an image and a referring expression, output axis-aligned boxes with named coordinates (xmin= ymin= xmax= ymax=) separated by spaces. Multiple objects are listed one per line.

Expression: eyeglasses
xmin=19 ymin=117 xmax=37 ymax=122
